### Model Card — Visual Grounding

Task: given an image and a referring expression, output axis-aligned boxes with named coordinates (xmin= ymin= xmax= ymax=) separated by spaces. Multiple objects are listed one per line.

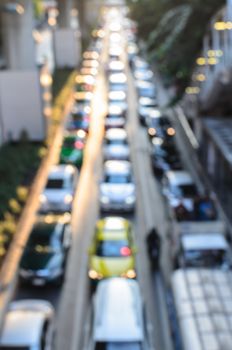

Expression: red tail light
xmin=120 ymin=247 xmax=131 ymax=256
xmin=75 ymin=141 xmax=84 ymax=150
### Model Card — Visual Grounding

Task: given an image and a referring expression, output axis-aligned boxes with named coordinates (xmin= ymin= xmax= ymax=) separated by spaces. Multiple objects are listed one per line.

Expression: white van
xmin=89 ymin=278 xmax=148 ymax=350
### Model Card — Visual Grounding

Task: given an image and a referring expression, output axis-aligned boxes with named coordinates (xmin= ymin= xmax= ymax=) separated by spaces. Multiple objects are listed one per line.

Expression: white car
xmin=108 ymin=90 xmax=127 ymax=113
xmin=90 ymin=278 xmax=147 ymax=350
xmin=162 ymin=170 xmax=198 ymax=211
xmin=103 ymin=128 xmax=130 ymax=160
xmin=100 ymin=160 xmax=136 ymax=212
xmin=109 ymin=73 xmax=127 ymax=92
xmin=0 ymin=299 xmax=54 ymax=350
xmin=39 ymin=165 xmax=78 ymax=213
xmin=105 ymin=105 xmax=126 ymax=129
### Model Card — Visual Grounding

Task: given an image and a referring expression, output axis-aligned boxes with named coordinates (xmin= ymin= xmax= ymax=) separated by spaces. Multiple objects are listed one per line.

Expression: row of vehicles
xmin=86 ymin=10 xmax=150 ymax=350
xmin=0 ymin=35 xmax=104 ymax=349
xmin=130 ymin=49 xmax=231 ymax=272
xmin=128 ymin=13 xmax=232 ymax=350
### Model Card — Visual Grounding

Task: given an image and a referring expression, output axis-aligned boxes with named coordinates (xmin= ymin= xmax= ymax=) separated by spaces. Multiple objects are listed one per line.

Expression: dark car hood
xmin=20 ymin=251 xmax=63 ymax=270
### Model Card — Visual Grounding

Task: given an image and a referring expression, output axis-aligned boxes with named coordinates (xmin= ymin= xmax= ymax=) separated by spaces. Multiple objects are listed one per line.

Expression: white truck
xmin=171 ymin=268 xmax=232 ymax=350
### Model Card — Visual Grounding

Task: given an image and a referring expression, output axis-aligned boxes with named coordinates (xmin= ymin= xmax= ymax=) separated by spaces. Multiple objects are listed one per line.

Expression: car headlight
xmin=88 ymin=269 xmax=103 ymax=280
xmin=121 ymin=269 xmax=136 ymax=279
xmin=148 ymin=127 xmax=156 ymax=136
xmin=39 ymin=194 xmax=47 ymax=203
xmin=125 ymin=196 xmax=135 ymax=204
xmin=64 ymin=194 xmax=73 ymax=204
xmin=100 ymin=196 xmax=110 ymax=204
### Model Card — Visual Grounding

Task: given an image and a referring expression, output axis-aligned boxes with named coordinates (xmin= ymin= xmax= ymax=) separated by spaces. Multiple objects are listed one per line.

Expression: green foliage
xmin=127 ymin=0 xmax=226 ymax=96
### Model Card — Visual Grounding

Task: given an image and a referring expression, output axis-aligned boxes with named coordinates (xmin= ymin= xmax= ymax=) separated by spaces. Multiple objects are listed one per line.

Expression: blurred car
xmin=66 ymin=113 xmax=90 ymax=133
xmin=146 ymin=113 xmax=175 ymax=140
xmin=39 ymin=165 xmax=78 ymax=213
xmin=131 ymin=57 xmax=149 ymax=71
xmin=75 ymin=74 xmax=95 ymax=92
xmin=74 ymin=91 xmax=93 ymax=108
xmin=109 ymin=72 xmax=127 ymax=92
xmin=138 ymin=97 xmax=159 ymax=125
xmin=60 ymin=130 xmax=86 ymax=168
xmin=162 ymin=170 xmax=198 ymax=211
xmin=20 ymin=215 xmax=71 ymax=286
xmin=105 ymin=105 xmax=126 ymax=129
xmin=134 ymin=69 xmax=154 ymax=82
xmin=90 ymin=278 xmax=146 ymax=350
xmin=108 ymin=60 xmax=125 ymax=74
xmin=150 ymin=138 xmax=182 ymax=177
xmin=0 ymin=299 xmax=54 ymax=349
xmin=103 ymin=128 xmax=130 ymax=160
xmin=80 ymin=67 xmax=98 ymax=76
xmin=136 ymin=80 xmax=156 ymax=99
xmin=82 ymin=59 xmax=99 ymax=69
xmin=108 ymin=90 xmax=127 ymax=112
xmin=88 ymin=217 xmax=137 ymax=280
xmin=100 ymin=160 xmax=136 ymax=212
xmin=109 ymin=46 xmax=122 ymax=60
xmin=83 ymin=50 xmax=99 ymax=60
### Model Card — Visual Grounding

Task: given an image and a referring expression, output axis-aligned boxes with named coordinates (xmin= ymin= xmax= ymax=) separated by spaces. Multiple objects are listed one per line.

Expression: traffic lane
xmin=127 ymin=67 xmax=174 ymax=350
xmin=55 ymin=69 xmax=107 ymax=350
xmin=14 ymin=282 xmax=61 ymax=309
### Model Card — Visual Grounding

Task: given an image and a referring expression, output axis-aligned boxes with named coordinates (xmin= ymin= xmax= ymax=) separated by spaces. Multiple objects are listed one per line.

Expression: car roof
xmin=96 ymin=217 xmax=130 ymax=231
xmin=93 ymin=278 xmax=144 ymax=342
xmin=109 ymin=73 xmax=127 ymax=84
xmin=48 ymin=165 xmax=77 ymax=180
xmin=0 ymin=300 xmax=53 ymax=346
xmin=182 ymin=233 xmax=228 ymax=251
xmin=108 ymin=105 xmax=123 ymax=115
xmin=108 ymin=90 xmax=126 ymax=100
xmin=104 ymin=160 xmax=131 ymax=174
xmin=165 ymin=170 xmax=194 ymax=186
xmin=105 ymin=128 xmax=127 ymax=140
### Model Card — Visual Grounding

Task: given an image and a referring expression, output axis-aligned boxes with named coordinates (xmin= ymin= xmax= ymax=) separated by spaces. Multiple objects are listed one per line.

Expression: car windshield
xmin=106 ymin=139 xmax=127 ymax=145
xmin=179 ymin=184 xmax=198 ymax=197
xmin=25 ymin=225 xmax=62 ymax=253
xmin=105 ymin=174 xmax=131 ymax=184
xmin=184 ymin=249 xmax=226 ymax=267
xmin=96 ymin=240 xmax=131 ymax=257
xmin=95 ymin=342 xmax=142 ymax=350
xmin=46 ymin=179 xmax=64 ymax=189
xmin=63 ymin=138 xmax=75 ymax=148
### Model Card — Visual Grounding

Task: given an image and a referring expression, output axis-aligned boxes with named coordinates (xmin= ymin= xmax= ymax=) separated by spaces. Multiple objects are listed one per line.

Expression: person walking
xmin=146 ymin=227 xmax=161 ymax=270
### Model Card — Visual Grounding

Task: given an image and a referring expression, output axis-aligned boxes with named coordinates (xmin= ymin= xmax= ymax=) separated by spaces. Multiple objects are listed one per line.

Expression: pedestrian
xmin=146 ymin=227 xmax=161 ymax=270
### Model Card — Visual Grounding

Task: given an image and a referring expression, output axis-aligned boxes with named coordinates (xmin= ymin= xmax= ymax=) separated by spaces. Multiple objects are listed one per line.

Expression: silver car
xmin=103 ymin=128 xmax=130 ymax=160
xmin=100 ymin=160 xmax=136 ymax=212
xmin=39 ymin=165 xmax=78 ymax=213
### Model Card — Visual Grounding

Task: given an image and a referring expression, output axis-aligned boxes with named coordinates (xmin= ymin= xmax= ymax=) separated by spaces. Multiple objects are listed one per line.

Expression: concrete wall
xmin=0 ymin=71 xmax=45 ymax=142
xmin=54 ymin=29 xmax=81 ymax=68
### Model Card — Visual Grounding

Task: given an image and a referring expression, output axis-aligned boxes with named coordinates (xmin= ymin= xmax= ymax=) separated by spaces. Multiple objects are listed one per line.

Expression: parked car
xmin=136 ymin=80 xmax=156 ymax=99
xmin=105 ymin=105 xmax=126 ymax=129
xmin=60 ymin=130 xmax=86 ymax=168
xmin=146 ymin=113 xmax=175 ymax=141
xmin=0 ymin=299 xmax=54 ymax=349
xmin=162 ymin=170 xmax=198 ymax=212
xmin=176 ymin=233 xmax=231 ymax=269
xmin=74 ymin=91 xmax=93 ymax=109
xmin=108 ymin=60 xmax=125 ymax=74
xmin=99 ymin=160 xmax=136 ymax=212
xmin=134 ymin=69 xmax=154 ymax=82
xmin=103 ymin=128 xmax=130 ymax=160
xmin=19 ymin=215 xmax=72 ymax=286
xmin=39 ymin=165 xmax=78 ymax=213
xmin=88 ymin=217 xmax=137 ymax=280
xmin=89 ymin=278 xmax=147 ymax=350
xmin=150 ymin=138 xmax=182 ymax=177
xmin=138 ymin=97 xmax=159 ymax=125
